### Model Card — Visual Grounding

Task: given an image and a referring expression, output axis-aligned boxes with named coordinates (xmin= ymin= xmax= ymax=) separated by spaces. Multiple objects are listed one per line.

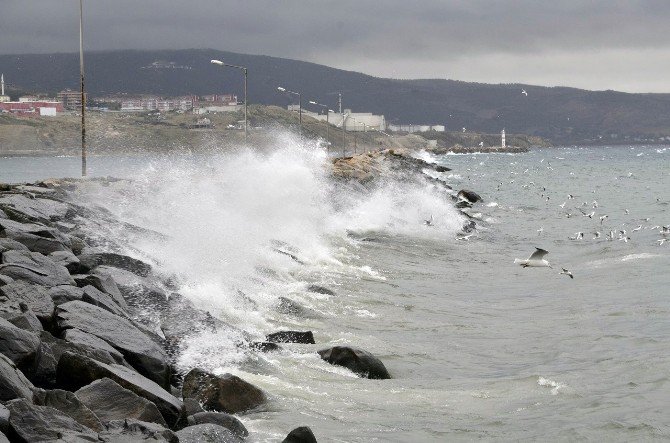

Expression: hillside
xmin=1 ymin=49 xmax=670 ymax=144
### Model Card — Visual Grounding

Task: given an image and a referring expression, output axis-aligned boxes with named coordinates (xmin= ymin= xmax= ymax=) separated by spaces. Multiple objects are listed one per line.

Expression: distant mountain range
xmin=2 ymin=49 xmax=670 ymax=144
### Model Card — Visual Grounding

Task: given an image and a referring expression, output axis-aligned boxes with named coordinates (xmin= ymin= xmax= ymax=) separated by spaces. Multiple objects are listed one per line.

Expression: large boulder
xmin=0 ymin=250 xmax=75 ymax=287
xmin=81 ymin=285 xmax=129 ymax=318
xmin=306 ymin=284 xmax=335 ymax=295
xmin=266 ymin=330 xmax=315 ymax=344
xmin=32 ymin=388 xmax=103 ymax=432
xmin=187 ymin=412 xmax=248 ymax=438
xmin=4 ymin=398 xmax=98 ymax=442
xmin=317 ymin=346 xmax=391 ymax=379
xmin=0 ymin=353 xmax=34 ymax=402
xmin=0 ymin=238 xmax=29 ymax=253
xmin=0 ymin=298 xmax=42 ymax=332
xmin=282 ymin=426 xmax=318 ymax=443
xmin=0 ymin=194 xmax=71 ymax=223
xmin=175 ymin=423 xmax=242 ymax=443
xmin=456 ymin=189 xmax=482 ymax=205
xmin=78 ymin=249 xmax=152 ymax=277
xmin=56 ymin=300 xmax=170 ymax=387
xmin=0 ymin=218 xmax=72 ymax=255
xmin=0 ymin=280 xmax=54 ymax=322
xmin=72 ymin=273 xmax=127 ymax=311
xmin=0 ymin=404 xmax=8 ymax=433
xmin=56 ymin=352 xmax=183 ymax=428
xmin=182 ymin=369 xmax=266 ymax=414
xmin=93 ymin=265 xmax=168 ymax=312
xmin=48 ymin=284 xmax=85 ymax=305
xmin=61 ymin=328 xmax=127 ymax=365
xmin=277 ymin=297 xmax=319 ymax=318
xmin=0 ymin=317 xmax=40 ymax=369
xmin=49 ymin=250 xmax=81 ymax=273
xmin=99 ymin=419 xmax=178 ymax=442
xmin=76 ymin=378 xmax=167 ymax=427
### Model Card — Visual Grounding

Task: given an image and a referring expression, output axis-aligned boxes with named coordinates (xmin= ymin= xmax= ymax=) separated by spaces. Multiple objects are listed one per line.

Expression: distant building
xmin=193 ymin=94 xmax=240 ymax=114
xmin=387 ymin=124 xmax=445 ymax=133
xmin=118 ymin=96 xmax=196 ymax=112
xmin=297 ymin=107 xmax=386 ymax=131
xmin=0 ymin=99 xmax=63 ymax=116
xmin=58 ymin=89 xmax=84 ymax=110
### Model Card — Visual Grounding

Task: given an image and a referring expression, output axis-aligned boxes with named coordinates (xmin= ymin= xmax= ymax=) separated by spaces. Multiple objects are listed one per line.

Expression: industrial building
xmin=119 ymin=96 xmax=196 ymax=112
xmin=57 ymin=89 xmax=84 ymax=110
xmin=387 ymin=124 xmax=445 ymax=133
xmin=294 ymin=106 xmax=387 ymax=131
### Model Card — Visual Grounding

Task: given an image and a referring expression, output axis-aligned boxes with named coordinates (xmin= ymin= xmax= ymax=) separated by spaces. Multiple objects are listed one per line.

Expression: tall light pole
xmin=211 ymin=59 xmax=248 ymax=142
xmin=79 ymin=0 xmax=86 ymax=177
xmin=309 ymin=100 xmax=333 ymax=151
xmin=277 ymin=86 xmax=301 ymax=138
xmin=339 ymin=93 xmax=345 ymax=156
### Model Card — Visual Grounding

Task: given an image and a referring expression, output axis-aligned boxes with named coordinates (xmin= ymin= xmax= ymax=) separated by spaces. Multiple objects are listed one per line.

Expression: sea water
xmin=1 ymin=142 xmax=668 ymax=442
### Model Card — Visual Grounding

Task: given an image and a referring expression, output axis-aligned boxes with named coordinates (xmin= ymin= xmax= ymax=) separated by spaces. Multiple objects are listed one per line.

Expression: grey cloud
xmin=1 ymin=0 xmax=670 ymax=91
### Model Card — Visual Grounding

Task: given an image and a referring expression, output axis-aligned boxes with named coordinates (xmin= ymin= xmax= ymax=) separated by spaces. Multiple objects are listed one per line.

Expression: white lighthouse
xmin=0 ymin=74 xmax=10 ymax=103
xmin=501 ymin=128 xmax=506 ymax=148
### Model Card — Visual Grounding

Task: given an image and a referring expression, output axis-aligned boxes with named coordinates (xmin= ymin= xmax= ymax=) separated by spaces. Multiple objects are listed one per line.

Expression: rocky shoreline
xmin=0 ymin=150 xmax=480 ymax=442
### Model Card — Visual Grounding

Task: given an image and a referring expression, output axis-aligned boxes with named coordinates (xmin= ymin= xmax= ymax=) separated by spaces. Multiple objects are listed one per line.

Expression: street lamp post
xmin=309 ymin=100 xmax=333 ymax=151
xmin=79 ymin=0 xmax=86 ymax=177
xmin=277 ymin=87 xmax=301 ymax=138
xmin=211 ymin=59 xmax=248 ymax=142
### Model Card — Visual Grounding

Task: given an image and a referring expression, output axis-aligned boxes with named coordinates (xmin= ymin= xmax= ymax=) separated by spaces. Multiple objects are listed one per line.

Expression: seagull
xmin=580 ymin=209 xmax=595 ymax=218
xmin=593 ymin=231 xmax=601 ymax=239
xmin=514 ymin=248 xmax=551 ymax=268
xmin=619 ymin=236 xmax=630 ymax=243
xmin=537 ymin=227 xmax=544 ymax=235
xmin=658 ymin=238 xmax=667 ymax=245
xmin=462 ymin=127 xmax=466 ymax=133
xmin=479 ymin=141 xmax=484 ymax=147
xmin=522 ymin=89 xmax=528 ymax=96
xmin=625 ymin=209 xmax=629 ymax=215
xmin=632 ymin=225 xmax=642 ymax=232
xmin=559 ymin=201 xmax=566 ymax=209
xmin=568 ymin=194 xmax=575 ymax=200
xmin=424 ymin=215 xmax=434 ymax=226
xmin=457 ymin=233 xmax=474 ymax=241
xmin=593 ymin=201 xmax=599 ymax=208
xmin=606 ymin=230 xmax=615 ymax=241
xmin=560 ymin=268 xmax=574 ymax=279
xmin=569 ymin=232 xmax=584 ymax=240
xmin=599 ymin=215 xmax=608 ymax=224
xmin=661 ymin=226 xmax=670 ymax=236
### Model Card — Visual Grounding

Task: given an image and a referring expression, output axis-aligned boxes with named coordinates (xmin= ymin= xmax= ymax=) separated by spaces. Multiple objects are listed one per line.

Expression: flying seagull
xmin=560 ymin=268 xmax=574 ymax=279
xmin=522 ymin=89 xmax=528 ymax=96
xmin=599 ymin=215 xmax=608 ymax=224
xmin=514 ymin=248 xmax=551 ymax=268
xmin=569 ymin=232 xmax=584 ymax=240
xmin=593 ymin=231 xmax=601 ymax=239
xmin=424 ymin=215 xmax=434 ymax=226
xmin=658 ymin=238 xmax=667 ymax=246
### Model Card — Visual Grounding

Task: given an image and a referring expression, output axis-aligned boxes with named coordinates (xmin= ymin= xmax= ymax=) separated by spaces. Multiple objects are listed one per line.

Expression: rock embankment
xmin=0 ymin=181 xmax=338 ymax=442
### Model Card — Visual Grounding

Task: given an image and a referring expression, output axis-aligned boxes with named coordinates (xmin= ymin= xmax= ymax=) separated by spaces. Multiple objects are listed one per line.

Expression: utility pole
xmin=79 ymin=0 xmax=87 ymax=177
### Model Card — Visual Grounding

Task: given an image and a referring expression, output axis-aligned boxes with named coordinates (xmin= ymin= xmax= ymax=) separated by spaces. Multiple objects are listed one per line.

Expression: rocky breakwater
xmin=331 ymin=148 xmax=483 ymax=233
xmin=0 ymin=182 xmax=320 ymax=442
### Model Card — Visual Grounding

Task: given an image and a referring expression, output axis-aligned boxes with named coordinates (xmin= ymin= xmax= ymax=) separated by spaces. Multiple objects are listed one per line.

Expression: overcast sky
xmin=2 ymin=0 xmax=670 ymax=92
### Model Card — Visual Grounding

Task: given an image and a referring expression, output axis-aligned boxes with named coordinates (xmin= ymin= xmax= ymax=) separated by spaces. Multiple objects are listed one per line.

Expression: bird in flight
xmin=522 ymin=89 xmax=528 ymax=96
xmin=560 ymin=268 xmax=574 ymax=279
xmin=514 ymin=248 xmax=551 ymax=268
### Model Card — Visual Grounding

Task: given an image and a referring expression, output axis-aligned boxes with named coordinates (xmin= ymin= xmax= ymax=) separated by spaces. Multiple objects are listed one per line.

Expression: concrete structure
xmin=294 ymin=106 xmax=386 ymax=131
xmin=387 ymin=124 xmax=445 ymax=133
xmin=119 ymin=96 xmax=195 ymax=112
xmin=0 ymin=74 xmax=9 ymax=103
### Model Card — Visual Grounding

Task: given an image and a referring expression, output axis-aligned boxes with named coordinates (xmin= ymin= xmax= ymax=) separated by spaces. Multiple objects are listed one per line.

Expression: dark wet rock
xmin=49 ymin=250 xmax=80 ymax=273
xmin=0 ymin=280 xmax=54 ymax=322
xmin=81 ymin=284 xmax=129 ymax=317
xmin=94 ymin=265 xmax=168 ymax=312
xmin=4 ymin=398 xmax=98 ymax=442
xmin=0 ymin=276 xmax=13 ymax=286
xmin=0 ymin=404 xmax=8 ymax=433
xmin=78 ymin=249 xmax=152 ymax=277
xmin=160 ymin=293 xmax=230 ymax=354
xmin=267 ymin=330 xmax=315 ymax=344
xmin=249 ymin=342 xmax=281 ymax=353
xmin=0 ymin=317 xmax=40 ymax=369
xmin=182 ymin=368 xmax=266 ymax=414
xmin=306 ymin=284 xmax=336 ymax=295
xmin=0 ymin=297 xmax=42 ymax=332
xmin=282 ymin=426 xmax=318 ymax=443
xmin=56 ymin=352 xmax=183 ymax=428
xmin=176 ymin=423 xmax=242 ymax=443
xmin=48 ymin=284 xmax=85 ymax=305
xmin=56 ymin=300 xmax=170 ymax=387
xmin=68 ymin=235 xmax=87 ymax=255
xmin=0 ymin=194 xmax=71 ymax=223
xmin=0 ymin=218 xmax=72 ymax=255
xmin=76 ymin=378 xmax=168 ymax=427
xmin=0 ymin=238 xmax=29 ymax=253
xmin=0 ymin=250 xmax=75 ymax=287
xmin=462 ymin=219 xmax=477 ymax=233
xmin=99 ymin=419 xmax=179 ymax=442
xmin=277 ymin=297 xmax=318 ymax=318
xmin=183 ymin=397 xmax=205 ymax=416
xmin=434 ymin=165 xmax=451 ymax=173
xmin=0 ymin=353 xmax=34 ymax=402
xmin=187 ymin=412 xmax=248 ymax=438
xmin=33 ymin=387 xmax=104 ymax=432
xmin=62 ymin=328 xmax=126 ymax=364
xmin=457 ymin=189 xmax=482 ymax=204
xmin=317 ymin=346 xmax=391 ymax=379
xmin=72 ymin=273 xmax=128 ymax=311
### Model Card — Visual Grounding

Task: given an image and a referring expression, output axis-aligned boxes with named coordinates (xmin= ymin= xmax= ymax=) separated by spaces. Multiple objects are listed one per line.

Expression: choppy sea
xmin=1 ymin=142 xmax=669 ymax=441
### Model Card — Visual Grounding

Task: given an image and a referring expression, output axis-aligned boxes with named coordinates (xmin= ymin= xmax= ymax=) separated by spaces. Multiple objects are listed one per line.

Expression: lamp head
xmin=210 ymin=59 xmax=224 ymax=66
xmin=277 ymin=86 xmax=286 ymax=92
xmin=309 ymin=101 xmax=317 ymax=105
